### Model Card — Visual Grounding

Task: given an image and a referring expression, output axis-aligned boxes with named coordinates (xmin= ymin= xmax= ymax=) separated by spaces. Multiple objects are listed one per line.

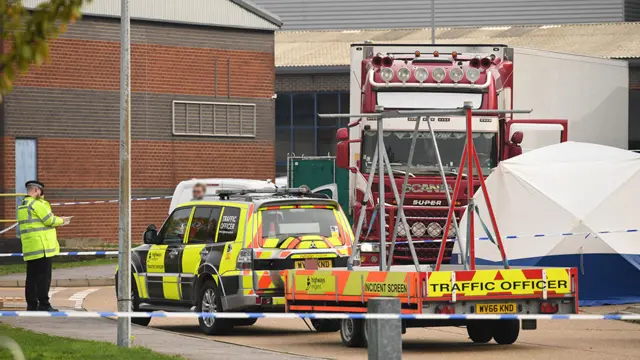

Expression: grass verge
xmin=0 ymin=258 xmax=117 ymax=276
xmin=0 ymin=324 xmax=182 ymax=359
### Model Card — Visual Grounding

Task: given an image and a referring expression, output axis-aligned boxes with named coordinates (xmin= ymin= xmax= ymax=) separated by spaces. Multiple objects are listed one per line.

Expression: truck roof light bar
xmin=368 ymin=69 xmax=492 ymax=89
xmin=218 ymin=187 xmax=330 ymax=200
xmin=317 ymin=108 xmax=532 ymax=120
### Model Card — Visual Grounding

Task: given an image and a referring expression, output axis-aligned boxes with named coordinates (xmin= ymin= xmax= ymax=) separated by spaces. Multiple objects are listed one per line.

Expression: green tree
xmin=1 ymin=0 xmax=90 ymax=98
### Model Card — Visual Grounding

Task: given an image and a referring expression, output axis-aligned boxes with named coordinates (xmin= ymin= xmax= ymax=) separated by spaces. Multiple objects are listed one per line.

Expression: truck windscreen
xmin=377 ymin=92 xmax=483 ymax=109
xmin=361 ymin=130 xmax=497 ymax=176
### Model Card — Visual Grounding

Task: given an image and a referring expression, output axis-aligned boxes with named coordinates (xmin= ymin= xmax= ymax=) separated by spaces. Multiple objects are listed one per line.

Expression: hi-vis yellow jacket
xmin=17 ymin=196 xmax=63 ymax=261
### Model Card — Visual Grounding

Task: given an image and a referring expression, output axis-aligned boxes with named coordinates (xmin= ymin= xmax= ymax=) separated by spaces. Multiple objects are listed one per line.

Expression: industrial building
xmin=1 ymin=0 xmax=282 ymax=243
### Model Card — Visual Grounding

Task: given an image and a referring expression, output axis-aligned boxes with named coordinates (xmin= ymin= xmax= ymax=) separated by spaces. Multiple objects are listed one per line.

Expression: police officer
xmin=17 ymin=180 xmax=71 ymax=311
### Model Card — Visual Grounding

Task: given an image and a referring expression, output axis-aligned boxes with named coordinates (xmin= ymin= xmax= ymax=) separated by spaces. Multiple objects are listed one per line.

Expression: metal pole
xmin=425 ymin=117 xmax=466 ymax=269
xmin=377 ymin=117 xmax=387 ymax=271
xmin=367 ymin=298 xmax=402 ymax=360
xmin=431 ymin=0 xmax=436 ymax=44
xmin=386 ymin=115 xmax=422 ymax=271
xmin=117 ymin=0 xmax=132 ymax=347
xmin=464 ymin=102 xmax=476 ymax=270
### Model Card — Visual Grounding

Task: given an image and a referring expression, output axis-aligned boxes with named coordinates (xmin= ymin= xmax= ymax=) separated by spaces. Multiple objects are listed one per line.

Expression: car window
xmin=158 ymin=207 xmax=193 ymax=244
xmin=218 ymin=207 xmax=241 ymax=243
xmin=259 ymin=206 xmax=342 ymax=247
xmin=187 ymin=206 xmax=222 ymax=244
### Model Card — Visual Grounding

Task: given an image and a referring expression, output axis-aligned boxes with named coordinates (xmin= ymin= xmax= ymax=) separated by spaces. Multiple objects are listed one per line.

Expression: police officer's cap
xmin=25 ymin=180 xmax=45 ymax=190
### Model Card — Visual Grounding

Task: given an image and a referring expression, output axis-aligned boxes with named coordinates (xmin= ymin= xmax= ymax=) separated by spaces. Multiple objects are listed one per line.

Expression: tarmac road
xmin=82 ymin=286 xmax=640 ymax=360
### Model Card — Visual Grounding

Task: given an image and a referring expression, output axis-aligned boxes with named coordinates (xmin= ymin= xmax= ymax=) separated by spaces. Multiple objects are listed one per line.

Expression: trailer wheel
xmin=340 ymin=319 xmax=366 ymax=347
xmin=311 ymin=319 xmax=341 ymax=332
xmin=492 ymin=320 xmax=520 ymax=345
xmin=466 ymin=321 xmax=493 ymax=344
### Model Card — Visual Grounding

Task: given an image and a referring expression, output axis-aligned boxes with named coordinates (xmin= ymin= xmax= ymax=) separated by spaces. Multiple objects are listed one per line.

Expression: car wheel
xmin=115 ymin=272 xmax=151 ymax=327
xmin=492 ymin=320 xmax=520 ymax=345
xmin=234 ymin=318 xmax=258 ymax=326
xmin=197 ymin=279 xmax=232 ymax=335
xmin=311 ymin=319 xmax=341 ymax=332
xmin=466 ymin=321 xmax=493 ymax=344
xmin=340 ymin=318 xmax=365 ymax=348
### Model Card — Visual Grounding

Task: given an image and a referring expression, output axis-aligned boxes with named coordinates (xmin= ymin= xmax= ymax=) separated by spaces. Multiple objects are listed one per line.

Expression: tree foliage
xmin=1 ymin=0 xmax=90 ymax=98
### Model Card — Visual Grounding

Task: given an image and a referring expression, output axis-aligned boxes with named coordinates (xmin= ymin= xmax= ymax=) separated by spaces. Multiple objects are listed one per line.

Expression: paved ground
xmin=0 ymin=264 xmax=115 ymax=281
xmin=82 ymin=286 xmax=640 ymax=360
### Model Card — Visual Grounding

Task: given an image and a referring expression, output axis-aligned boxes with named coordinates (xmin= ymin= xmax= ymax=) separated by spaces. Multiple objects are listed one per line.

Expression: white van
xmin=169 ymin=178 xmax=277 ymax=213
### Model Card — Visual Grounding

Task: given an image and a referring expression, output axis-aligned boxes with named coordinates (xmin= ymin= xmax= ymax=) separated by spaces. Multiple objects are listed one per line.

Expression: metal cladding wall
xmin=1 ymin=16 xmax=276 ymax=243
xmin=254 ymin=0 xmax=627 ymax=30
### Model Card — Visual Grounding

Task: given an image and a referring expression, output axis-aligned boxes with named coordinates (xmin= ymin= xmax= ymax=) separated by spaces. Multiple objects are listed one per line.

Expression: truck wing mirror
xmin=510 ymin=131 xmax=524 ymax=145
xmin=336 ymin=128 xmax=349 ymax=141
xmin=143 ymin=224 xmax=158 ymax=244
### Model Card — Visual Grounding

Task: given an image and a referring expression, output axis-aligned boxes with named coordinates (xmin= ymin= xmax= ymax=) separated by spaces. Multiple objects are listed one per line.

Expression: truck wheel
xmin=234 ymin=318 xmax=258 ymax=326
xmin=492 ymin=320 xmax=520 ymax=345
xmin=311 ymin=319 xmax=341 ymax=332
xmin=115 ymin=272 xmax=150 ymax=327
xmin=197 ymin=279 xmax=232 ymax=335
xmin=466 ymin=321 xmax=493 ymax=344
xmin=340 ymin=319 xmax=365 ymax=347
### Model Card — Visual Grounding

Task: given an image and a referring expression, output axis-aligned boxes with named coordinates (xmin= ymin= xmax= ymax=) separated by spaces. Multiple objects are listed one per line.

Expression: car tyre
xmin=340 ymin=319 xmax=366 ymax=348
xmin=197 ymin=279 xmax=232 ymax=335
xmin=466 ymin=320 xmax=493 ymax=344
xmin=492 ymin=320 xmax=520 ymax=345
xmin=311 ymin=319 xmax=341 ymax=332
xmin=115 ymin=272 xmax=151 ymax=327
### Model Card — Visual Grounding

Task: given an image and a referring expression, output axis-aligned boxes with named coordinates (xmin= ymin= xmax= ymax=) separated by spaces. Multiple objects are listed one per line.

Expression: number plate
xmin=294 ymin=259 xmax=332 ymax=269
xmin=475 ymin=303 xmax=517 ymax=314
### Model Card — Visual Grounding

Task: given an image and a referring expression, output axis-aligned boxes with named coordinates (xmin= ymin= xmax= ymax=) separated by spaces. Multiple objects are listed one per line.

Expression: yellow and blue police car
xmin=116 ymin=187 xmax=354 ymax=335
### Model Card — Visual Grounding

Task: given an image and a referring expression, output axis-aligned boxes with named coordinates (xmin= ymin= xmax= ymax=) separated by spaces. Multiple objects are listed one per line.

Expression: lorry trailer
xmin=289 ymin=43 xmax=628 ymax=266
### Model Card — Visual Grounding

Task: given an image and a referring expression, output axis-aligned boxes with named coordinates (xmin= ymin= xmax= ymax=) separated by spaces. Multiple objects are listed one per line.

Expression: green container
xmin=287 ymin=156 xmax=352 ymax=224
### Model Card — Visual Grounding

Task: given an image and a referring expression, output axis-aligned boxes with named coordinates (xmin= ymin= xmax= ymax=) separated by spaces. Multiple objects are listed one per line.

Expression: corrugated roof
xmin=23 ymin=0 xmax=282 ymax=31
xmin=276 ymin=22 xmax=640 ymax=68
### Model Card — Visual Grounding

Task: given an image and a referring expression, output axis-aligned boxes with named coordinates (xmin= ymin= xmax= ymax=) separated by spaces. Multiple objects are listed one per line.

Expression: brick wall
xmin=2 ymin=17 xmax=276 ymax=244
xmin=276 ymin=73 xmax=349 ymax=93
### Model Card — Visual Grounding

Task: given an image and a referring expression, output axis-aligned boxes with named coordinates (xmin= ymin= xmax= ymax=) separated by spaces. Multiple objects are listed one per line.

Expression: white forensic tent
xmin=454 ymin=142 xmax=640 ymax=305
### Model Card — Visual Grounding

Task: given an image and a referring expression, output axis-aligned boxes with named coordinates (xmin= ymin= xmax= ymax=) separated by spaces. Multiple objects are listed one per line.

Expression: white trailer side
xmin=510 ymin=47 xmax=629 ymax=150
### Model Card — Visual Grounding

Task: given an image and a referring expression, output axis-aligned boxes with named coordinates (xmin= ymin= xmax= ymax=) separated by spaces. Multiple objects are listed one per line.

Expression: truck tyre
xmin=311 ymin=319 xmax=341 ymax=332
xmin=234 ymin=318 xmax=258 ymax=326
xmin=115 ymin=272 xmax=151 ymax=327
xmin=197 ymin=279 xmax=232 ymax=335
xmin=466 ymin=321 xmax=493 ymax=344
xmin=340 ymin=319 xmax=366 ymax=347
xmin=492 ymin=320 xmax=520 ymax=345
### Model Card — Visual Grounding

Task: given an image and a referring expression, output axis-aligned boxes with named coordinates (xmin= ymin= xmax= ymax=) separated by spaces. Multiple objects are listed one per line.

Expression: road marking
xmin=68 ymin=289 xmax=98 ymax=309
xmin=48 ymin=287 xmax=66 ymax=297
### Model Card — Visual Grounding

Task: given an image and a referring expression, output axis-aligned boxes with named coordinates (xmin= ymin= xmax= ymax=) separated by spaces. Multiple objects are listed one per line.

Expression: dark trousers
xmin=25 ymin=256 xmax=52 ymax=309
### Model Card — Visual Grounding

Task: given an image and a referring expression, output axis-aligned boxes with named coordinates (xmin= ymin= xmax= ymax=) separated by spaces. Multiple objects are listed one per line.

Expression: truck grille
xmin=359 ymin=206 xmax=463 ymax=264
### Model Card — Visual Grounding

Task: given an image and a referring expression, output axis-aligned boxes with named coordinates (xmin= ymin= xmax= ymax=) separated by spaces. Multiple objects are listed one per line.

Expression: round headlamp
xmin=411 ymin=222 xmax=427 ymax=237
xmin=397 ymin=67 xmax=411 ymax=82
xmin=427 ymin=222 xmax=443 ymax=237
xmin=380 ymin=68 xmax=394 ymax=82
xmin=414 ymin=67 xmax=428 ymax=82
xmin=466 ymin=67 xmax=481 ymax=83
xmin=432 ymin=67 xmax=446 ymax=83
xmin=449 ymin=67 xmax=464 ymax=82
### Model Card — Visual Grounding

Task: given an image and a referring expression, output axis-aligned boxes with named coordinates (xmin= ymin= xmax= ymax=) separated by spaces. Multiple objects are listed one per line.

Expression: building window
xmin=172 ymin=101 xmax=256 ymax=137
xmin=275 ymin=92 xmax=350 ymax=175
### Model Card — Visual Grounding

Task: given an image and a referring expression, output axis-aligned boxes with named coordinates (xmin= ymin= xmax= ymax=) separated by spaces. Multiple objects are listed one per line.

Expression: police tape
xmin=0 ymin=251 xmax=118 ymax=258
xmin=385 ymin=227 xmax=640 ymax=245
xmin=0 ymin=311 xmax=638 ymax=321
xmin=50 ymin=196 xmax=173 ymax=206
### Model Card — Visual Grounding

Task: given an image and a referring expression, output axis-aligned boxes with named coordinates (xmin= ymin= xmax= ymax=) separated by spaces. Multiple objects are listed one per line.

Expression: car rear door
xmin=180 ymin=205 xmax=223 ymax=302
